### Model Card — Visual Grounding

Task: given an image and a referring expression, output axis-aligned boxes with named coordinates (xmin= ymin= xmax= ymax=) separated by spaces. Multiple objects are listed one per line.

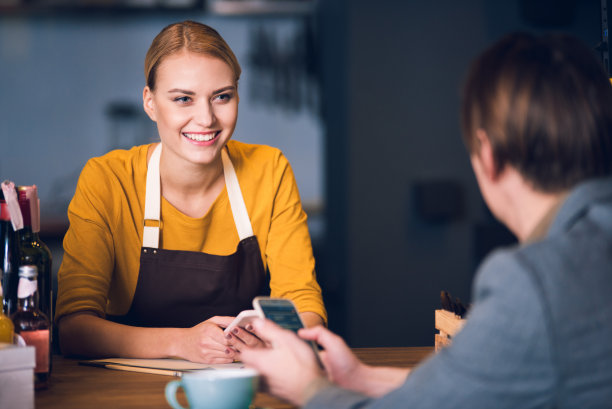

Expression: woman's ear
xmin=474 ymin=129 xmax=500 ymax=181
xmin=143 ymin=86 xmax=157 ymax=122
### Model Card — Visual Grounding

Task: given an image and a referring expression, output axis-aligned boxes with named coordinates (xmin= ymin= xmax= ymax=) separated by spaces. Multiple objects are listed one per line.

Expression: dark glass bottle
xmin=0 ymin=188 xmax=19 ymax=316
xmin=16 ymin=186 xmax=53 ymax=339
xmin=11 ymin=265 xmax=50 ymax=389
xmin=0 ymin=275 xmax=14 ymax=343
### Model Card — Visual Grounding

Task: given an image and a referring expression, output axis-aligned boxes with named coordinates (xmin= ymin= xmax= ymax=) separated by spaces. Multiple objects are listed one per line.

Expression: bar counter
xmin=36 ymin=347 xmax=434 ymax=409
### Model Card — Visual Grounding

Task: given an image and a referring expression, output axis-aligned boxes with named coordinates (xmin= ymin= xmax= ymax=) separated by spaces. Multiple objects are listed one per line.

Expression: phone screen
xmin=254 ymin=297 xmax=325 ymax=370
xmin=257 ymin=301 xmax=304 ymax=333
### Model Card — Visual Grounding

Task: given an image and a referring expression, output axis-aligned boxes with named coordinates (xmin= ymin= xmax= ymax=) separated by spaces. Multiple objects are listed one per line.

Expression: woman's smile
xmin=183 ymin=131 xmax=220 ymax=144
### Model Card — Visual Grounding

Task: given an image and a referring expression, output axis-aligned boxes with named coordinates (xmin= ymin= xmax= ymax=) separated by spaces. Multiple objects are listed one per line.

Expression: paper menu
xmin=80 ymin=357 xmax=246 ymax=376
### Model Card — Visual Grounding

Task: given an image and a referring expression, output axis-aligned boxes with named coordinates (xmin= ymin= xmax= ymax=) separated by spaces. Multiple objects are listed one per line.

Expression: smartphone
xmin=252 ymin=296 xmax=324 ymax=369
xmin=224 ymin=309 xmax=262 ymax=336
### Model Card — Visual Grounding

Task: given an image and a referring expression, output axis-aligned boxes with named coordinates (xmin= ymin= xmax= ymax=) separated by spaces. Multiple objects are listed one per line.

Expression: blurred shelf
xmin=206 ymin=0 xmax=316 ymax=15
xmin=0 ymin=0 xmax=316 ymax=15
xmin=0 ymin=0 xmax=205 ymax=15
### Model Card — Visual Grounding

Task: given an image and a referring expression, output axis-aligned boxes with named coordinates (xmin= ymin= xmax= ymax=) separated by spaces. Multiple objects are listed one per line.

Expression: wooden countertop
xmin=36 ymin=347 xmax=434 ymax=409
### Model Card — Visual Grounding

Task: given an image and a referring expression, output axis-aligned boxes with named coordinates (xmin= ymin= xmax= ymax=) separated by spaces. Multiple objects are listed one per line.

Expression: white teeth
xmin=184 ymin=132 xmax=217 ymax=142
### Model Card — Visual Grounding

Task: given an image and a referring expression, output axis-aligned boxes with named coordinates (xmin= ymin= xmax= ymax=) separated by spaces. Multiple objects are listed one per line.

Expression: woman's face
xmin=143 ymin=50 xmax=238 ymax=168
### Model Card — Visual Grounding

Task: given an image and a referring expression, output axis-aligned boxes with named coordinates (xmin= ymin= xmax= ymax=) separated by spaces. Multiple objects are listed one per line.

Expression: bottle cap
xmin=17 ymin=185 xmax=38 ymax=232
xmin=17 ymin=200 xmax=32 ymax=229
xmin=18 ymin=265 xmax=38 ymax=279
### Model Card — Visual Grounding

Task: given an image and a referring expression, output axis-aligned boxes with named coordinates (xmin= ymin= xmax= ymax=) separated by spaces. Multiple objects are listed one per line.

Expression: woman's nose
xmin=196 ymin=102 xmax=215 ymax=127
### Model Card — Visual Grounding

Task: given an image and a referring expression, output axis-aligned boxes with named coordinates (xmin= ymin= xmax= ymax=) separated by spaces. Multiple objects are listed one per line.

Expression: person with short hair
xmin=55 ymin=21 xmax=326 ymax=363
xmin=240 ymin=32 xmax=612 ymax=408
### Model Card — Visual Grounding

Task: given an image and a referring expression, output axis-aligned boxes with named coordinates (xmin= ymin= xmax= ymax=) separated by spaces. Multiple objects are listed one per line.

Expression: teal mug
xmin=165 ymin=368 xmax=259 ymax=409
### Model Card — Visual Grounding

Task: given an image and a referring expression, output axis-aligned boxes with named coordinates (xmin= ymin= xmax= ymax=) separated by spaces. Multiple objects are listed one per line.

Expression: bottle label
xmin=17 ymin=278 xmax=37 ymax=298
xmin=20 ymin=329 xmax=49 ymax=373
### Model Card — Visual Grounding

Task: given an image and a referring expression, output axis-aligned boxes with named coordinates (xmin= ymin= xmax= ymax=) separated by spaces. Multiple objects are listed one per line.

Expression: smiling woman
xmin=143 ymin=52 xmax=238 ymax=179
xmin=54 ymin=20 xmax=326 ymax=364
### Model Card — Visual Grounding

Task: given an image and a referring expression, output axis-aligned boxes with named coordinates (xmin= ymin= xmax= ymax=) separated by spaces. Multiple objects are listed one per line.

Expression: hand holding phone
xmin=252 ymin=296 xmax=324 ymax=369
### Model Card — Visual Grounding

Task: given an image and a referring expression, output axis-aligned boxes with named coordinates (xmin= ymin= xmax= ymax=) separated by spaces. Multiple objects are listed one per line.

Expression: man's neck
xmin=496 ymin=168 xmax=568 ymax=242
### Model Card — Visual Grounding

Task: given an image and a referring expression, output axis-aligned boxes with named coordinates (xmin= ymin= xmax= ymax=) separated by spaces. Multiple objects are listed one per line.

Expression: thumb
xmin=300 ymin=326 xmax=346 ymax=354
xmin=298 ymin=325 xmax=326 ymax=342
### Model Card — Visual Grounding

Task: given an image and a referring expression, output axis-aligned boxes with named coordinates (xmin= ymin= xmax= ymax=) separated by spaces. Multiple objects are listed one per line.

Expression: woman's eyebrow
xmin=213 ymin=85 xmax=236 ymax=94
xmin=167 ymin=86 xmax=235 ymax=95
xmin=168 ymin=88 xmax=195 ymax=95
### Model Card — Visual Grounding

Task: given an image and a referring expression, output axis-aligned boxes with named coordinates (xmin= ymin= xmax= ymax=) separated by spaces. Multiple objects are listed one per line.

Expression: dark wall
xmin=318 ymin=0 xmax=603 ymax=347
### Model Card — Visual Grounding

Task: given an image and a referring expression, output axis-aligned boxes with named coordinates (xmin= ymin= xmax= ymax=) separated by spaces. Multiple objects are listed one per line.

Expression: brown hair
xmin=461 ymin=32 xmax=612 ymax=192
xmin=144 ymin=20 xmax=241 ymax=90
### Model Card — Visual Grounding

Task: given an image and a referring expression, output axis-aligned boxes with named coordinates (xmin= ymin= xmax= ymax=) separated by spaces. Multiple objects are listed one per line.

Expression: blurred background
xmin=0 ymin=0 xmax=606 ymax=347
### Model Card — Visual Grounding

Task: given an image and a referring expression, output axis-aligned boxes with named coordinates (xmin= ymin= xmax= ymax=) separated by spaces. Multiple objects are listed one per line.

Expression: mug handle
xmin=165 ymin=380 xmax=188 ymax=409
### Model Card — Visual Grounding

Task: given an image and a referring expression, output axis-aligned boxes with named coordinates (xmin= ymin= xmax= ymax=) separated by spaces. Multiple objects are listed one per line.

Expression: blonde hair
xmin=144 ymin=20 xmax=241 ymax=90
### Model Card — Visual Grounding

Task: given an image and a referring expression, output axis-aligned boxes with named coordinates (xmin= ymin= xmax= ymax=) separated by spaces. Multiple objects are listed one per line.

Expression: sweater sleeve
xmin=305 ymin=250 xmax=555 ymax=409
xmin=265 ymin=151 xmax=327 ymax=323
xmin=55 ymin=158 xmax=117 ymax=323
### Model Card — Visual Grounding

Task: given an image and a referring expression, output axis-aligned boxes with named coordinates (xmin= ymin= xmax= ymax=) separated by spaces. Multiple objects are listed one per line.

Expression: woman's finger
xmin=228 ymin=327 xmax=263 ymax=348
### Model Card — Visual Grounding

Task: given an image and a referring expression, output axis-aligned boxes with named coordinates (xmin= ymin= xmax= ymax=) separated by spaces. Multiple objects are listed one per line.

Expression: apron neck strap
xmin=143 ymin=144 xmax=162 ymax=248
xmin=221 ymin=147 xmax=254 ymax=240
xmin=142 ymin=144 xmax=254 ymax=249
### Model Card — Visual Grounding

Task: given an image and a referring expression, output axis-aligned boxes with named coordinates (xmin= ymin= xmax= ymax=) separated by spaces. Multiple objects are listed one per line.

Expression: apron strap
xmin=142 ymin=144 xmax=254 ymax=249
xmin=143 ymin=143 xmax=162 ymax=248
xmin=222 ymin=147 xmax=254 ymax=240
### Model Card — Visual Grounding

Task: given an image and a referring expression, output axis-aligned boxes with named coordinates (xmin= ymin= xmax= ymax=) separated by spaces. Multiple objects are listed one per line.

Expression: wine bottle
xmin=11 ymin=265 xmax=50 ymax=389
xmin=16 ymin=186 xmax=53 ymax=337
xmin=0 ymin=183 xmax=19 ymax=317
xmin=0 ymin=273 xmax=14 ymax=343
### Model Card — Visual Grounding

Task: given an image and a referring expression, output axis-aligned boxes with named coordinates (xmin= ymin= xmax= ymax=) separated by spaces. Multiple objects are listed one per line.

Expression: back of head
xmin=144 ymin=20 xmax=241 ymax=91
xmin=461 ymin=32 xmax=612 ymax=192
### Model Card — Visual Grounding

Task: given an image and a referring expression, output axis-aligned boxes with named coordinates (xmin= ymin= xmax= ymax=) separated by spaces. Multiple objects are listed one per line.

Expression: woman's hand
xmin=225 ymin=323 xmax=265 ymax=355
xmin=175 ymin=316 xmax=236 ymax=364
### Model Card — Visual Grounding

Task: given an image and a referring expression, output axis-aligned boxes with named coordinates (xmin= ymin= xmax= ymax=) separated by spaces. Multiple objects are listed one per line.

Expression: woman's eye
xmin=214 ymin=93 xmax=233 ymax=103
xmin=174 ymin=96 xmax=192 ymax=104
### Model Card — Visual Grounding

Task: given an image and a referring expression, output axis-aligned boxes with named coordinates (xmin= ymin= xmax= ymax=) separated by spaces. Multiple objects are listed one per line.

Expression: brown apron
xmin=109 ymin=144 xmax=266 ymax=328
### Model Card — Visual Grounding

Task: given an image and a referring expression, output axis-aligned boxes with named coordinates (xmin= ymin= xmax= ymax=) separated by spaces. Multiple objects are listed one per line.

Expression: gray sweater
xmin=306 ymin=177 xmax=612 ymax=409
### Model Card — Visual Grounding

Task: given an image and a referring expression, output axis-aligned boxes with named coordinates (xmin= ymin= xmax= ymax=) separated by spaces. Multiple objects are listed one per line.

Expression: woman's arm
xmin=301 ymin=311 xmax=325 ymax=328
xmin=263 ymin=150 xmax=327 ymax=324
xmin=59 ymin=311 xmax=237 ymax=363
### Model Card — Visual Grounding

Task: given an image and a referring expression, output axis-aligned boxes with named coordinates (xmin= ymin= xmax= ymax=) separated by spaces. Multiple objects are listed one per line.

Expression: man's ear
xmin=143 ymin=86 xmax=157 ymax=122
xmin=475 ymin=129 xmax=500 ymax=181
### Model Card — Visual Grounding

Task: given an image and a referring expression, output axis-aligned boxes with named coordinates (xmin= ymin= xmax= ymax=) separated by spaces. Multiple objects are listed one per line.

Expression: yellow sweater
xmin=56 ymin=141 xmax=326 ymax=324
